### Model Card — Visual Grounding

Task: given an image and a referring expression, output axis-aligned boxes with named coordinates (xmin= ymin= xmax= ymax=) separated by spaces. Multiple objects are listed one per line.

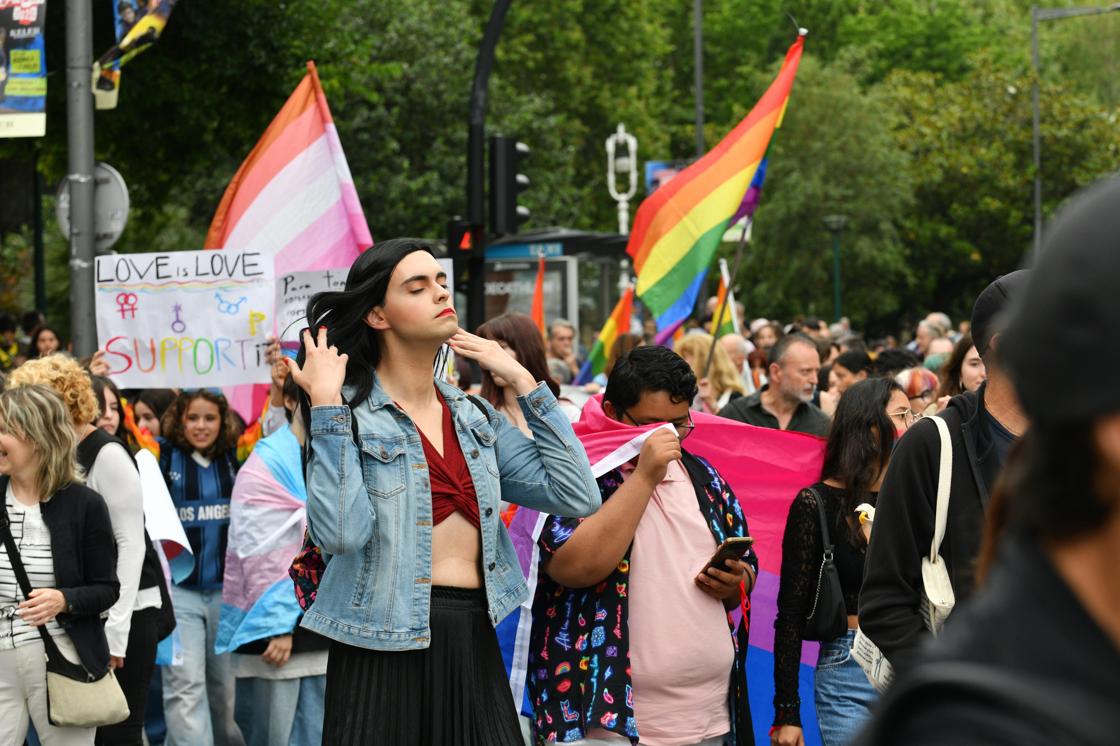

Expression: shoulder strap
xmin=76 ymin=428 xmax=137 ymax=473
xmin=807 ymin=486 xmax=833 ymax=553
xmin=0 ymin=477 xmax=65 ymax=658
xmin=465 ymin=393 xmax=490 ymax=420
xmin=76 ymin=428 xmax=112 ymax=472
xmin=929 ymin=416 xmax=953 ymax=561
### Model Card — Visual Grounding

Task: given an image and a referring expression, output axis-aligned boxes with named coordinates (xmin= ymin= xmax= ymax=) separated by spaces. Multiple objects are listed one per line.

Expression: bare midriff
xmin=431 ymin=510 xmax=483 ymax=588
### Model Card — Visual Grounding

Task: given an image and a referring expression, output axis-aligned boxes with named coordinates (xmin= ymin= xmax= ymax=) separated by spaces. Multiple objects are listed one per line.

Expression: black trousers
xmin=95 ymin=606 xmax=162 ymax=746
xmin=321 ymin=586 xmax=524 ymax=746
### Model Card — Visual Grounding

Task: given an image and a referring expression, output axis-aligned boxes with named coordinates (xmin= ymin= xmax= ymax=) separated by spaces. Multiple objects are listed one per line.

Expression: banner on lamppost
xmin=95 ymin=250 xmax=276 ymax=388
xmin=0 ymin=0 xmax=48 ymax=138
xmin=93 ymin=0 xmax=179 ymax=110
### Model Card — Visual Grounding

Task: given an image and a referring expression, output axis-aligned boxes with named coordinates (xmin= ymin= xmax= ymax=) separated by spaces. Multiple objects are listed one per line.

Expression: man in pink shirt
xmin=529 ymin=346 xmax=758 ymax=745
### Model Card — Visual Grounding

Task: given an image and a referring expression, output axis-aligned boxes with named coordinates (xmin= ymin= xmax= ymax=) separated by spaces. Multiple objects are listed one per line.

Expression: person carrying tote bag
xmin=771 ymin=380 xmax=914 ymax=746
xmin=0 ymin=385 xmax=126 ymax=745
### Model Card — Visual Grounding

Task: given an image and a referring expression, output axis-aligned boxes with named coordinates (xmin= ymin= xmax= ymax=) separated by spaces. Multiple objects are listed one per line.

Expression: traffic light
xmin=489 ymin=135 xmax=530 ymax=235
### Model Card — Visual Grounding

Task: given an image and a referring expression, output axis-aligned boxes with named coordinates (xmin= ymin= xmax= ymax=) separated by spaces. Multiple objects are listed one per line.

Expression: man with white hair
xmin=719 ymin=334 xmax=757 ymax=394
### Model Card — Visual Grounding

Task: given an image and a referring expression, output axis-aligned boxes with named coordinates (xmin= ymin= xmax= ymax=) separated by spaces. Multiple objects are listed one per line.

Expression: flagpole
xmin=702 ymin=221 xmax=749 ymax=381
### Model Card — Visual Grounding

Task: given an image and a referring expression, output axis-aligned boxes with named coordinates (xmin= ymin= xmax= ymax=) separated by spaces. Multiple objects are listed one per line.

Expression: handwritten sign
xmin=275 ymin=259 xmax=454 ymax=348
xmin=275 ymin=269 xmax=348 ymax=347
xmin=95 ymin=250 xmax=275 ymax=387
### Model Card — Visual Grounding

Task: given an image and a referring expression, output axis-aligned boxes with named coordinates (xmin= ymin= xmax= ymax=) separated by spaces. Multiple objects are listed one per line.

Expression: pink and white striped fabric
xmin=206 ymin=60 xmax=373 ymax=420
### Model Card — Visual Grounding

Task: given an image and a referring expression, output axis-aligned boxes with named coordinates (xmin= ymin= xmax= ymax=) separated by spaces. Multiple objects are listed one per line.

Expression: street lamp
xmin=1031 ymin=3 xmax=1120 ymax=254
xmin=822 ymin=214 xmax=848 ymax=323
xmin=606 ymin=123 xmax=639 ymax=234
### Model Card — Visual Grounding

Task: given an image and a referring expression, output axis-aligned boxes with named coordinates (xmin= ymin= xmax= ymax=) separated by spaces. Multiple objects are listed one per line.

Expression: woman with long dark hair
xmin=284 ymin=239 xmax=599 ymax=745
xmin=133 ymin=389 xmax=177 ymax=439
xmin=771 ymin=378 xmax=912 ymax=746
xmin=157 ymin=390 xmax=244 ymax=746
xmin=934 ymin=333 xmax=985 ymax=402
xmin=476 ymin=312 xmax=560 ymax=435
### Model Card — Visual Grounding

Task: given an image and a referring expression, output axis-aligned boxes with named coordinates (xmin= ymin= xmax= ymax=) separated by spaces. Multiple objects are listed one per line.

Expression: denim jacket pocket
xmin=360 ymin=435 xmax=408 ymax=499
xmin=468 ymin=421 xmax=500 ymax=476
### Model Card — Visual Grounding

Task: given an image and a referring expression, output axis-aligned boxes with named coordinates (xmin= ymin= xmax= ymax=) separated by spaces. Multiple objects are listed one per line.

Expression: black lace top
xmin=772 ymin=482 xmax=876 ymax=727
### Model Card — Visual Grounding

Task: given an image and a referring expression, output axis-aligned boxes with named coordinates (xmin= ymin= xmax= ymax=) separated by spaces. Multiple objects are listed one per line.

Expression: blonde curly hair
xmin=7 ymin=354 xmax=100 ymax=426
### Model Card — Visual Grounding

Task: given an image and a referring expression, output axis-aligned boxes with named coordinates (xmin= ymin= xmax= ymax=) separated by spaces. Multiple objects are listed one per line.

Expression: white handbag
xmin=853 ymin=415 xmax=956 ymax=692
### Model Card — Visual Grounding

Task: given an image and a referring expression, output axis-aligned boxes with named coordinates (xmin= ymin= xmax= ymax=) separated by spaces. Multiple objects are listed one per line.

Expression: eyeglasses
xmin=888 ymin=408 xmax=921 ymax=429
xmin=620 ymin=409 xmax=695 ymax=440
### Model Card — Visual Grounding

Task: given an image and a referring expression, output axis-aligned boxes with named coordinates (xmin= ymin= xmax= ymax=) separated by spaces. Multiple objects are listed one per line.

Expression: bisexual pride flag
xmin=500 ymin=396 xmax=827 ymax=745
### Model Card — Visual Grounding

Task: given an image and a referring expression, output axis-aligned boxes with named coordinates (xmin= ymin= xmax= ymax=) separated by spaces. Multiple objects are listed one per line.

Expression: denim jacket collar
xmin=349 ymin=371 xmax=470 ymax=414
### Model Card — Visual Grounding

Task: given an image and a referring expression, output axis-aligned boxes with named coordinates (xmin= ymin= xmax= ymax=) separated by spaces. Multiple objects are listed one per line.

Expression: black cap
xmin=1002 ymin=177 xmax=1120 ymax=425
xmin=970 ymin=269 xmax=1030 ymax=358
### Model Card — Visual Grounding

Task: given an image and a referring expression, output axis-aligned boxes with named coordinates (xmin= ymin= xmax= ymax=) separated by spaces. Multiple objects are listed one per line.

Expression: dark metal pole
xmin=32 ymin=151 xmax=46 ymax=313
xmin=66 ymin=0 xmax=97 ymax=356
xmin=1031 ymin=6 xmax=1042 ymax=256
xmin=693 ymin=0 xmax=705 ymax=157
xmin=465 ymin=0 xmax=512 ymax=333
xmin=831 ymin=232 xmax=842 ymax=322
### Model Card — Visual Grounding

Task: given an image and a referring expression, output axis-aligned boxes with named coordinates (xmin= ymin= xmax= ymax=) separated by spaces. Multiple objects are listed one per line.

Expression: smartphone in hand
xmin=704 ymin=536 xmax=754 ymax=573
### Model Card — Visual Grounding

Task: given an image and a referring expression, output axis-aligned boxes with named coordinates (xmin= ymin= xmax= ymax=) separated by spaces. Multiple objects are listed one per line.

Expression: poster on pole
xmin=95 ymin=250 xmax=276 ymax=388
xmin=0 ymin=0 xmax=48 ymax=138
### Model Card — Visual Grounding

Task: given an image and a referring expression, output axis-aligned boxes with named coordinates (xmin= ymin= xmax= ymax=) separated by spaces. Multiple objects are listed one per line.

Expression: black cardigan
xmin=859 ymin=383 xmax=1000 ymax=673
xmin=2 ymin=477 xmax=120 ymax=676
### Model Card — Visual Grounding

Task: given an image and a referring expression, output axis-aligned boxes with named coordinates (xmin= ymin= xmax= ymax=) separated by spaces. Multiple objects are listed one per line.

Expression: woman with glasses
xmin=771 ymin=378 xmax=911 ymax=746
xmin=894 ymin=367 xmax=940 ymax=420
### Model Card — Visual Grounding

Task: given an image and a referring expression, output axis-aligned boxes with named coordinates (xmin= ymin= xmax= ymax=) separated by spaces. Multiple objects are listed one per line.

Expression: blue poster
xmin=0 ymin=0 xmax=48 ymax=138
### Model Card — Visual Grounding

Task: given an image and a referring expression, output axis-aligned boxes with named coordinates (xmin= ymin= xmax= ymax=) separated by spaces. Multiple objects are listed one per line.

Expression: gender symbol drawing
xmin=215 ymin=292 xmax=248 ymax=315
xmin=170 ymin=304 xmax=186 ymax=333
xmin=116 ymin=293 xmax=139 ymax=319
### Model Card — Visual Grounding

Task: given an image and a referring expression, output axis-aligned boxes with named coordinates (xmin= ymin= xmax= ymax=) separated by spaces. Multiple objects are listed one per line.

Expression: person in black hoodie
xmin=858 ymin=271 xmax=1030 ymax=673
xmin=858 ymin=176 xmax=1120 ymax=746
xmin=0 ymin=384 xmax=120 ymax=745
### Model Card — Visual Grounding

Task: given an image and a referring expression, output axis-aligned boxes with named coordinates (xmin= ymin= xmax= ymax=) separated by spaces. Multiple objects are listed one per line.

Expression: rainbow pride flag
xmin=629 ymin=34 xmax=804 ymax=334
xmin=710 ymin=257 xmax=740 ymax=338
xmin=205 ymin=61 xmax=373 ymax=422
xmin=574 ymin=286 xmax=634 ymax=384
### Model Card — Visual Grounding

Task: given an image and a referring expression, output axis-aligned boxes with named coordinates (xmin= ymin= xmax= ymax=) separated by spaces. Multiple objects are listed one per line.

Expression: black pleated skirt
xmin=321 ymin=586 xmax=524 ymax=746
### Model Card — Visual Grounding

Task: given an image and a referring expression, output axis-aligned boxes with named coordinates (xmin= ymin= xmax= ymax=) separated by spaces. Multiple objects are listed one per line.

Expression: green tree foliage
xmin=729 ymin=56 xmax=913 ymax=327
xmin=2 ymin=0 xmax=1119 ymax=335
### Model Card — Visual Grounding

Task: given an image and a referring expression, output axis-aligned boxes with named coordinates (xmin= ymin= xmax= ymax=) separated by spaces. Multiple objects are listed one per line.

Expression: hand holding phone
xmin=704 ymin=536 xmax=754 ymax=573
xmin=697 ymin=536 xmax=755 ymax=602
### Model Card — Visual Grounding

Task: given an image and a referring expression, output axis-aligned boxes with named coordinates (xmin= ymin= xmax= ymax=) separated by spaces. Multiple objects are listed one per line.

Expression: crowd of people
xmin=1 ymin=179 xmax=1118 ymax=746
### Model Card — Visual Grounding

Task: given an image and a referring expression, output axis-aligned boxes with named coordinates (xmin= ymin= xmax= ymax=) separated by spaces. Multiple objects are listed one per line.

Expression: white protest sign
xmin=276 ymin=269 xmax=348 ymax=347
xmin=95 ymin=250 xmax=275 ymax=388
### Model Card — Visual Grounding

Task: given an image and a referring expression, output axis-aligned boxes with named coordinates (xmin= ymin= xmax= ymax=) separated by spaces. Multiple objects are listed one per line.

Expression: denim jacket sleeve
xmin=305 ymin=405 xmax=372 ymax=556
xmin=489 ymin=382 xmax=600 ymax=518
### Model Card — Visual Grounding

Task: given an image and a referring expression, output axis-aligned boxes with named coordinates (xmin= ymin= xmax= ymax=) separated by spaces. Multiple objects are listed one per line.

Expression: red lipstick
xmin=437 ymin=308 xmax=456 ymax=318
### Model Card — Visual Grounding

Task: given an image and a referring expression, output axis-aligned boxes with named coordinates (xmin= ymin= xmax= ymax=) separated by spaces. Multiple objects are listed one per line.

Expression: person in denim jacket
xmin=284 ymin=239 xmax=600 ymax=746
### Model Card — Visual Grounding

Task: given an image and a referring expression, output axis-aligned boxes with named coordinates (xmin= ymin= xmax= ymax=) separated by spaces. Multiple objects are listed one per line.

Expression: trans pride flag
xmin=215 ymin=425 xmax=308 ymax=654
xmin=500 ymin=396 xmax=827 ymax=745
xmin=629 ymin=35 xmax=804 ymax=339
xmin=206 ymin=61 xmax=373 ymax=422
